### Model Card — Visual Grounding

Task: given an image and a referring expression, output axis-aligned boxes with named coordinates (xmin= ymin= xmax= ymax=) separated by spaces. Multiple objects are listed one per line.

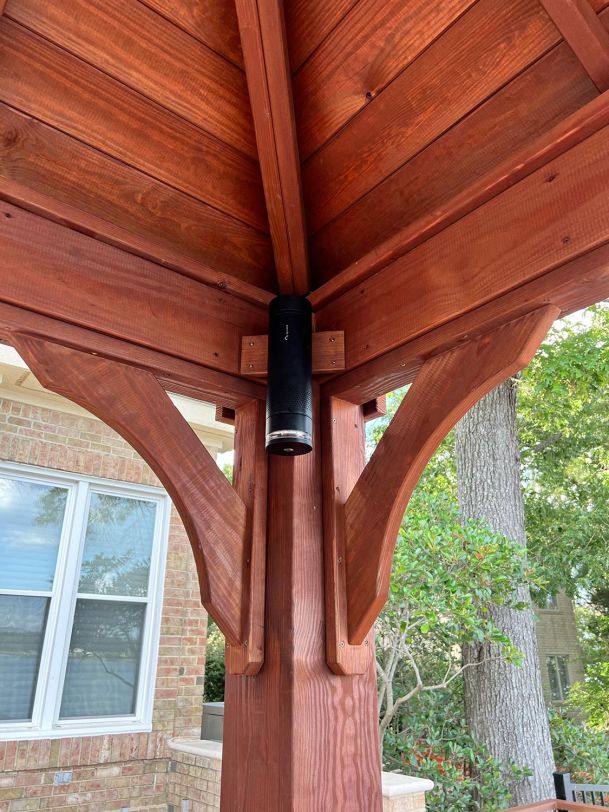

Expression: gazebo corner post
xmin=221 ymin=390 xmax=383 ymax=811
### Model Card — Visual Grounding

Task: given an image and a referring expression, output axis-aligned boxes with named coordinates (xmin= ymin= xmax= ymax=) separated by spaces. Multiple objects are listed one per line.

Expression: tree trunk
xmin=455 ymin=379 xmax=555 ymax=805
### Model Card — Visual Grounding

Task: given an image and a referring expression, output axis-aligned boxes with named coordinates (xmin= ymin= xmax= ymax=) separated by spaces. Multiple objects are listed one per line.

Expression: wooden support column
xmin=221 ymin=394 xmax=382 ymax=811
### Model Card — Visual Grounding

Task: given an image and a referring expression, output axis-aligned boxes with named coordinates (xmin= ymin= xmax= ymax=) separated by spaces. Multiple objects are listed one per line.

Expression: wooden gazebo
xmin=1 ymin=0 xmax=609 ymax=808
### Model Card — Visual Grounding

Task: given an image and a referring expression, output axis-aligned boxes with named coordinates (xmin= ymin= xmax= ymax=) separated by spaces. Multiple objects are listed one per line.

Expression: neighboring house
xmin=0 ymin=345 xmax=233 ymax=810
xmin=535 ymin=591 xmax=586 ymax=706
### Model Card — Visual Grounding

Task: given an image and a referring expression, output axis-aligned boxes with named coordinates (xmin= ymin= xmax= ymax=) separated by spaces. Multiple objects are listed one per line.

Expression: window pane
xmin=557 ymin=656 xmax=570 ymax=695
xmin=59 ymin=599 xmax=145 ymax=719
xmin=78 ymin=493 xmax=156 ymax=597
xmin=0 ymin=595 xmax=49 ymax=721
xmin=0 ymin=477 xmax=68 ymax=591
xmin=547 ymin=657 xmax=562 ymax=701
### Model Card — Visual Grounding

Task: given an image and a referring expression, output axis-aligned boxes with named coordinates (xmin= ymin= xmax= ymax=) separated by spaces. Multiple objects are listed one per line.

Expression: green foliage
xmin=203 ymin=621 xmax=225 ymax=702
xmin=569 ymin=597 xmax=609 ymax=730
xmin=549 ymin=710 xmax=609 ymax=783
xmin=519 ymin=303 xmax=609 ymax=598
xmin=384 ymin=689 xmax=531 ymax=812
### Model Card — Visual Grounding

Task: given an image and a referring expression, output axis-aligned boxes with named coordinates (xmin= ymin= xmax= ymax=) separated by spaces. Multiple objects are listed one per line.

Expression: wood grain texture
xmin=12 ymin=335 xmax=248 ymax=644
xmin=0 ymin=105 xmax=275 ymax=298
xmin=0 ymin=301 xmax=264 ymax=409
xmin=303 ymin=0 xmax=562 ymax=234
xmin=503 ymin=802 xmax=600 ymax=811
xmin=309 ymin=35 xmax=600 ymax=290
xmin=215 ymin=405 xmax=237 ymax=425
xmin=363 ymin=396 xmax=387 ymax=421
xmin=294 ymin=0 xmax=476 ymax=160
xmin=541 ymin=0 xmax=609 ymax=90
xmin=315 ymin=118 xmax=609 ymax=372
xmin=285 ymin=0 xmax=357 ymax=72
xmin=321 ymin=238 xmax=609 ymax=405
xmin=226 ymin=399 xmax=267 ymax=675
xmin=221 ymin=401 xmax=382 ymax=810
xmin=321 ymin=397 xmax=374 ymax=674
xmin=0 ymin=201 xmax=267 ymax=374
xmin=235 ymin=0 xmax=309 ymax=293
xmin=344 ymin=308 xmax=558 ymax=643
xmin=240 ymin=331 xmax=345 ymax=375
xmin=138 ymin=0 xmax=244 ymax=67
xmin=0 ymin=20 xmax=267 ymax=230
xmin=4 ymin=0 xmax=256 ymax=157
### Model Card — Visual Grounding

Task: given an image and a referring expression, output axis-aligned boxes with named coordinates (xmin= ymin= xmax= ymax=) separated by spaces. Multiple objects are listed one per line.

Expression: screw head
xmin=339 ymin=640 xmax=345 ymax=648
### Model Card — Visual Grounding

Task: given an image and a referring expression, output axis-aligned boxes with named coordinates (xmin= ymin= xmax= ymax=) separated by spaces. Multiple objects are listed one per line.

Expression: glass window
xmin=0 ymin=465 xmax=169 ymax=739
xmin=547 ymin=655 xmax=571 ymax=702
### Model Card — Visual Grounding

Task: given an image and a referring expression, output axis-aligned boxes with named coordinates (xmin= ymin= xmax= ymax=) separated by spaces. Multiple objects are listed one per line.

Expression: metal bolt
xmin=331 ymin=360 xmax=336 ymax=365
xmin=248 ymin=363 xmax=254 ymax=368
xmin=244 ymin=639 xmax=249 ymax=647
xmin=330 ymin=336 xmax=336 ymax=343
xmin=339 ymin=640 xmax=345 ymax=648
xmin=338 ymin=556 xmax=343 ymax=564
xmin=249 ymin=341 xmax=255 ymax=346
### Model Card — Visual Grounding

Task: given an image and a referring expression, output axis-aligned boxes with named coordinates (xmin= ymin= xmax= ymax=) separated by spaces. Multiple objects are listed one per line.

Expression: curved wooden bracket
xmin=342 ymin=305 xmax=559 ymax=646
xmin=11 ymin=333 xmax=256 ymax=655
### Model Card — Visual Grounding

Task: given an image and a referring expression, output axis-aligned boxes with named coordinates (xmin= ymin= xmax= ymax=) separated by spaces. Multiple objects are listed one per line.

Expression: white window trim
xmin=0 ymin=461 xmax=170 ymax=740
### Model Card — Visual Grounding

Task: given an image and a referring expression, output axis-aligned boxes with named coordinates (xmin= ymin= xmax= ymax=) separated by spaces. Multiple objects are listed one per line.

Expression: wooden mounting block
xmin=10 ymin=333 xmax=266 ymax=674
xmin=240 ymin=330 xmax=345 ymax=375
xmin=325 ymin=306 xmax=558 ymax=664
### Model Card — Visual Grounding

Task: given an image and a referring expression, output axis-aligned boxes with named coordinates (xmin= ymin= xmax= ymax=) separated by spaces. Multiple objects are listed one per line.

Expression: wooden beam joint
xmin=241 ymin=330 xmax=345 ymax=375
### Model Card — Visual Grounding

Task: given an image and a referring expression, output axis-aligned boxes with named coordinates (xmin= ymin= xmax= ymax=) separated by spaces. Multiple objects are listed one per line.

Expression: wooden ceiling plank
xmin=540 ymin=0 xmax=609 ymax=90
xmin=0 ymin=302 xmax=264 ymax=409
xmin=316 ymin=114 xmax=609 ymax=377
xmin=285 ymin=0 xmax=358 ymax=73
xmin=310 ymin=85 xmax=609 ymax=309
xmin=303 ymin=0 xmax=563 ymax=235
xmin=320 ymin=239 xmax=609 ymax=405
xmin=0 ymin=104 xmax=275 ymax=298
xmin=138 ymin=0 xmax=244 ymax=68
xmin=4 ymin=0 xmax=256 ymax=158
xmin=0 ymin=20 xmax=268 ymax=231
xmin=0 ymin=200 xmax=268 ymax=375
xmin=310 ymin=37 xmax=599 ymax=287
xmin=235 ymin=0 xmax=309 ymax=294
xmin=294 ymin=0 xmax=477 ymax=161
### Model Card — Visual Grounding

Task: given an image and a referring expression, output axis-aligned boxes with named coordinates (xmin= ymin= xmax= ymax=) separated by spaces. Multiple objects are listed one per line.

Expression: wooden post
xmin=221 ymin=395 xmax=382 ymax=811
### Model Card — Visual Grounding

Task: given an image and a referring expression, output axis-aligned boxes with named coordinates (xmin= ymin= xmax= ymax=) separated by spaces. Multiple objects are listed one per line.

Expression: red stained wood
xmin=309 ymin=36 xmax=600 ymax=289
xmin=316 ymin=117 xmax=609 ymax=373
xmin=321 ymin=237 xmax=609 ymax=405
xmin=285 ymin=0 xmax=358 ymax=72
xmin=138 ymin=0 xmax=244 ymax=68
xmin=322 ymin=396 xmax=374 ymax=675
xmin=235 ymin=0 xmax=310 ymax=293
xmin=303 ymin=0 xmax=561 ymax=234
xmin=214 ymin=405 xmax=237 ymax=426
xmin=294 ymin=0 xmax=476 ymax=160
xmin=226 ymin=399 xmax=267 ymax=675
xmin=4 ymin=0 xmax=256 ymax=158
xmin=221 ymin=405 xmax=382 ymax=809
xmin=12 ymin=335 xmax=248 ymax=644
xmin=363 ymin=396 xmax=387 ymax=421
xmin=502 ymin=801 xmax=599 ymax=811
xmin=0 ymin=301 xmax=264 ymax=409
xmin=344 ymin=307 xmax=558 ymax=643
xmin=0 ymin=20 xmax=267 ymax=230
xmin=240 ymin=330 xmax=345 ymax=375
xmin=0 ymin=106 xmax=275 ymax=298
xmin=541 ymin=0 xmax=609 ymax=90
xmin=0 ymin=201 xmax=267 ymax=375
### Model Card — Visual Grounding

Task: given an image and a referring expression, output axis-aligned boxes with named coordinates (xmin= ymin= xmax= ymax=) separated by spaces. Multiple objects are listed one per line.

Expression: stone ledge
xmin=169 ymin=738 xmax=434 ymax=807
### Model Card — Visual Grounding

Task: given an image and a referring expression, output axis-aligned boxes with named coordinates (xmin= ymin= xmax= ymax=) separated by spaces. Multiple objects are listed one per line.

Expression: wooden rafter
xmin=235 ymin=0 xmax=309 ymax=294
xmin=343 ymin=307 xmax=558 ymax=644
xmin=11 ymin=334 xmax=250 ymax=646
xmin=540 ymin=0 xmax=609 ymax=91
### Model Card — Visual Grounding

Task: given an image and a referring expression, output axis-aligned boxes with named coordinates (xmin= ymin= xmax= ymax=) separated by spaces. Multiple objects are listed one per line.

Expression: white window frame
xmin=0 ymin=461 xmax=170 ymax=740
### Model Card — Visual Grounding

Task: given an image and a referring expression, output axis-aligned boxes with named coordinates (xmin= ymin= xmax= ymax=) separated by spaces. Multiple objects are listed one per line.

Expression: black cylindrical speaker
xmin=265 ymin=295 xmax=313 ymax=456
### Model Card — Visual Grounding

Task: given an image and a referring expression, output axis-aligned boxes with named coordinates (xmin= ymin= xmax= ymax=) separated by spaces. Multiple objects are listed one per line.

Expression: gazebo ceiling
xmin=1 ymin=0 xmax=609 ymax=399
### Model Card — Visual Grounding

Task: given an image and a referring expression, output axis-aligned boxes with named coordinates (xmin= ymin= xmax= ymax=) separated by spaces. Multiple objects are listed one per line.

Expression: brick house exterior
xmin=0 ymin=346 xmax=233 ymax=811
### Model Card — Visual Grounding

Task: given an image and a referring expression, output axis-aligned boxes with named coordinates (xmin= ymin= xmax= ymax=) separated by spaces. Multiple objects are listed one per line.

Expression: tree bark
xmin=455 ymin=379 xmax=555 ymax=804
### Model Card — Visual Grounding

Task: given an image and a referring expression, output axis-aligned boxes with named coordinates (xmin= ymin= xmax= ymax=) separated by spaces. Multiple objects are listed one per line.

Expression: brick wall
xmin=0 ymin=397 xmax=209 ymax=811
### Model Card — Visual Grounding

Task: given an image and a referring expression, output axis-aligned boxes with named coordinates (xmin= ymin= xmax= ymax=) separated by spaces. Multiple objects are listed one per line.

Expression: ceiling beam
xmin=315 ymin=103 xmax=609 ymax=381
xmin=540 ymin=0 xmax=609 ymax=91
xmin=0 ymin=200 xmax=268 ymax=379
xmin=321 ymin=238 xmax=609 ymax=405
xmin=235 ymin=0 xmax=310 ymax=294
xmin=309 ymin=90 xmax=609 ymax=309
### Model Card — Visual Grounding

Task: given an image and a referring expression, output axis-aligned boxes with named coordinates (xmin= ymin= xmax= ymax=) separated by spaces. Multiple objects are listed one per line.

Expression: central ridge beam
xmin=235 ymin=0 xmax=310 ymax=294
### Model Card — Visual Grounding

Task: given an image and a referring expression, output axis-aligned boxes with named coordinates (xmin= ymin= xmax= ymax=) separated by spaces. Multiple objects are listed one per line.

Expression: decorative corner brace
xmin=11 ymin=334 xmax=266 ymax=675
xmin=327 ymin=305 xmax=559 ymax=668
